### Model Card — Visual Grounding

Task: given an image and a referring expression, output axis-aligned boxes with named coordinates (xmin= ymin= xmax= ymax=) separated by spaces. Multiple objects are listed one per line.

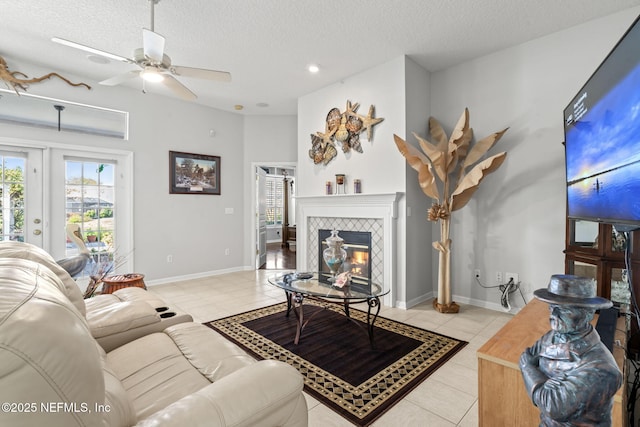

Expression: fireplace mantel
xmin=295 ymin=193 xmax=402 ymax=217
xmin=295 ymin=193 xmax=403 ymax=307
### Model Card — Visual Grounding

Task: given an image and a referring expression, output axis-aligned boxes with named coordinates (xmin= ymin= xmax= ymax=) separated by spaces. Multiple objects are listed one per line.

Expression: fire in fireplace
xmin=318 ymin=229 xmax=372 ymax=287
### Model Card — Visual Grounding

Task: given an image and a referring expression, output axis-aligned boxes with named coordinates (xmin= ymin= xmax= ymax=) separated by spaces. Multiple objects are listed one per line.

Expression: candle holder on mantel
xmin=325 ymin=181 xmax=333 ymax=195
xmin=335 ymin=174 xmax=346 ymax=195
xmin=354 ymin=179 xmax=362 ymax=194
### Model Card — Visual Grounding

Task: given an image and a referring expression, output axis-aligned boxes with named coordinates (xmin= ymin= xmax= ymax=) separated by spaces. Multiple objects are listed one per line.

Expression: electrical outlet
xmin=474 ymin=269 xmax=481 ymax=280
xmin=506 ymin=272 xmax=519 ymax=284
xmin=224 ymin=248 xmax=230 ymax=256
xmin=496 ymin=271 xmax=503 ymax=285
xmin=166 ymin=254 xmax=173 ymax=263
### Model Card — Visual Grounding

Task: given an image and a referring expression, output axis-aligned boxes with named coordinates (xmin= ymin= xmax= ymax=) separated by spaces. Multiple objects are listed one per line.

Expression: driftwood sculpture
xmin=394 ymin=108 xmax=508 ymax=313
xmin=0 ymin=55 xmax=91 ymax=93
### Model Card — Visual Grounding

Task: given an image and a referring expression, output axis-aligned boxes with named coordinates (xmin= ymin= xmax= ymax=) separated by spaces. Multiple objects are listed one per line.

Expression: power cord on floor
xmin=476 ymin=276 xmax=527 ymax=311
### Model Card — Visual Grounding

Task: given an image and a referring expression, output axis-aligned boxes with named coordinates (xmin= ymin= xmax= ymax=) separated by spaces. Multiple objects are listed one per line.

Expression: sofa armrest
xmin=87 ymin=300 xmax=160 ymax=338
xmin=136 ymin=360 xmax=307 ymax=427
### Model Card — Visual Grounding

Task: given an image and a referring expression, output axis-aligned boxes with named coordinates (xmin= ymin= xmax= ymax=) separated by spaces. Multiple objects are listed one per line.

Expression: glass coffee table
xmin=268 ymin=272 xmax=389 ymax=347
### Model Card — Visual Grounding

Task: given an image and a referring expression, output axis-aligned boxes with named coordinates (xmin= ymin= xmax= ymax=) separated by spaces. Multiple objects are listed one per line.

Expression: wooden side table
xmin=477 ymin=299 xmax=627 ymax=426
xmin=101 ymin=273 xmax=146 ymax=294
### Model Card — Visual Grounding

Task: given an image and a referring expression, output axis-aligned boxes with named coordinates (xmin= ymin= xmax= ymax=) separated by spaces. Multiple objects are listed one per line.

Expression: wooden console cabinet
xmin=477 ymin=298 xmax=627 ymax=426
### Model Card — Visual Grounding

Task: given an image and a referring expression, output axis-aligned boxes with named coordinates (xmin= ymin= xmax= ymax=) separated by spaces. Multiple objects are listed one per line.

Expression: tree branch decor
xmin=0 ymin=55 xmax=91 ymax=93
xmin=393 ymin=108 xmax=509 ymax=313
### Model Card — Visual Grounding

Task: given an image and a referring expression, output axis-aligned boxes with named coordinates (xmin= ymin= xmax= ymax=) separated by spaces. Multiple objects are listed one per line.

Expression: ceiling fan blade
xmin=99 ymin=70 xmax=141 ymax=86
xmin=142 ymin=28 xmax=165 ymax=63
xmin=52 ymin=37 xmax=133 ymax=63
xmin=170 ymin=65 xmax=231 ymax=83
xmin=162 ymin=75 xmax=197 ymax=101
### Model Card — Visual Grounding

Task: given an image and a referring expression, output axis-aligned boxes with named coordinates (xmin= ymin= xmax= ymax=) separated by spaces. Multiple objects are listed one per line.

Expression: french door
xmin=49 ymin=148 xmax=133 ymax=278
xmin=256 ymin=166 xmax=267 ymax=268
xmin=0 ymin=143 xmax=133 ymax=279
xmin=0 ymin=147 xmax=44 ymax=247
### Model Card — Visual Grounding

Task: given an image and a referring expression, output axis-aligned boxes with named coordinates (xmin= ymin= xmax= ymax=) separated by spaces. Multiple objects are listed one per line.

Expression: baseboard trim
xmin=396 ymin=291 xmax=518 ymax=314
xmin=145 ymin=265 xmax=251 ymax=286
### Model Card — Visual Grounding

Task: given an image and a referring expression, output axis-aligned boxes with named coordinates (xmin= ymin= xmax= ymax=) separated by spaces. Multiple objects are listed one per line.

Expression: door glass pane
xmin=611 ymin=268 xmax=631 ymax=310
xmin=265 ymin=175 xmax=284 ymax=226
xmin=65 ymin=159 xmax=116 ymax=279
xmin=568 ymin=260 xmax=597 ymax=280
xmin=570 ymin=219 xmax=599 ymax=248
xmin=0 ymin=155 xmax=25 ymax=242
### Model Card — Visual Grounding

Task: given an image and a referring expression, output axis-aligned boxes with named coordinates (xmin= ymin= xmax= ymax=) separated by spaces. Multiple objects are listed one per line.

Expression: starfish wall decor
xmin=308 ymin=100 xmax=384 ymax=165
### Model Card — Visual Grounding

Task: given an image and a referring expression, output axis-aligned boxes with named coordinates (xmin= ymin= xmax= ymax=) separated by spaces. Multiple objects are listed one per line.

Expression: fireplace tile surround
xmin=295 ymin=193 xmax=402 ymax=307
xmin=312 ymin=220 xmax=381 ymax=283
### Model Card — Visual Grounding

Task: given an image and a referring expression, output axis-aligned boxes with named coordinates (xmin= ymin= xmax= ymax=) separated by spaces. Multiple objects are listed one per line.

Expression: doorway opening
xmin=253 ymin=163 xmax=296 ymax=270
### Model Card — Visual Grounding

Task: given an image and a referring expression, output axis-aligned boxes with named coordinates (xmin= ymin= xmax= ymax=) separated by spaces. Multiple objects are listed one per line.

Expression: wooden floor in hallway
xmin=259 ymin=242 xmax=296 ymax=270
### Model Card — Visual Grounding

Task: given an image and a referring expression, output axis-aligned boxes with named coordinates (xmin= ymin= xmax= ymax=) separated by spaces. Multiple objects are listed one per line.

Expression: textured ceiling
xmin=1 ymin=0 xmax=638 ymax=115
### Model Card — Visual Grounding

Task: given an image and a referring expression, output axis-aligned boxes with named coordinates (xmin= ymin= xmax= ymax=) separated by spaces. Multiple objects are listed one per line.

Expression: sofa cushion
xmin=85 ymin=292 xmax=123 ymax=311
xmin=112 ymin=286 xmax=168 ymax=309
xmin=0 ymin=241 xmax=86 ymax=316
xmin=107 ymin=332 xmax=212 ymax=419
xmin=164 ymin=322 xmax=256 ymax=382
xmin=94 ymin=343 xmax=138 ymax=427
xmin=0 ymin=258 xmax=103 ymax=426
xmin=106 ymin=323 xmax=256 ymax=420
xmin=87 ymin=300 xmax=160 ymax=338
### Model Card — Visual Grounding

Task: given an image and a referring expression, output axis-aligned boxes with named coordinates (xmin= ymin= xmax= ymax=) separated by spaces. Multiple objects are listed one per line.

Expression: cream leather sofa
xmin=0 ymin=245 xmax=307 ymax=427
xmin=0 ymin=242 xmax=193 ymax=352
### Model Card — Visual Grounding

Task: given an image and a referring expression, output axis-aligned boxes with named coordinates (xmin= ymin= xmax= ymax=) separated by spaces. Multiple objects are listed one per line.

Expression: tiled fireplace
xmin=295 ymin=193 xmax=402 ymax=306
xmin=317 ymin=227 xmax=375 ymax=287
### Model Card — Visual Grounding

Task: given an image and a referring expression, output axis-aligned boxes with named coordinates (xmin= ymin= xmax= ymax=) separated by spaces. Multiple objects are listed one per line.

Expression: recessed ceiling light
xmin=256 ymin=102 xmax=269 ymax=108
xmin=87 ymin=55 xmax=110 ymax=64
xmin=234 ymin=104 xmax=244 ymax=110
xmin=308 ymin=64 xmax=320 ymax=73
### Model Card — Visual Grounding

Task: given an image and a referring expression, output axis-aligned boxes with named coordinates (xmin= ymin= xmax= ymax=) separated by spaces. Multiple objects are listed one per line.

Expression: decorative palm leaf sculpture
xmin=394 ymin=108 xmax=508 ymax=313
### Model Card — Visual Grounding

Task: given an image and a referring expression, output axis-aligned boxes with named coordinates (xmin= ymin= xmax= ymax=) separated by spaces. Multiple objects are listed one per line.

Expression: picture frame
xmin=169 ymin=151 xmax=221 ymax=195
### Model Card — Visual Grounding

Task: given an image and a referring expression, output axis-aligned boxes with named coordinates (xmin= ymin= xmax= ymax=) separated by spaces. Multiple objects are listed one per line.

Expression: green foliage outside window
xmin=100 ymin=208 xmax=113 ymax=218
xmin=1 ymin=166 xmax=25 ymax=238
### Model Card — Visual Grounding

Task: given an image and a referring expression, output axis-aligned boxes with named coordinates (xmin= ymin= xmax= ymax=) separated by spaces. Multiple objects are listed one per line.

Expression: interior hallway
xmin=260 ymin=242 xmax=296 ymax=270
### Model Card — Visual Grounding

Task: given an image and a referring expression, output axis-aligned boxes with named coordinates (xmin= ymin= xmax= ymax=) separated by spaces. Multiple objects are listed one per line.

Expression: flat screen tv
xmin=563 ymin=14 xmax=640 ymax=230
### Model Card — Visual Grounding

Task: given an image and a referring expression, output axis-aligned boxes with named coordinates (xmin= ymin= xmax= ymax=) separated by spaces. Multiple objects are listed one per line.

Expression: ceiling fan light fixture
xmin=141 ymin=67 xmax=164 ymax=82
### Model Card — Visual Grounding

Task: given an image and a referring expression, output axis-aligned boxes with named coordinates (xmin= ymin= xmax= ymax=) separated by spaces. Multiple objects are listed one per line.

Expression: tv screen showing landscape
xmin=564 ymin=15 xmax=640 ymax=227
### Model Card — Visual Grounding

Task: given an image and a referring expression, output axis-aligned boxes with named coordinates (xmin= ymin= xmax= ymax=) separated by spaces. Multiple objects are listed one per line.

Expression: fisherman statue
xmin=519 ymin=274 xmax=623 ymax=426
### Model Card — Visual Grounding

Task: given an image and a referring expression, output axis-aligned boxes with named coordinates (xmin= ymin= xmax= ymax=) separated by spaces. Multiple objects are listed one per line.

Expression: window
xmin=0 ymin=154 xmax=26 ymax=241
xmin=265 ymin=175 xmax=284 ymax=226
xmin=65 ymin=159 xmax=116 ymax=278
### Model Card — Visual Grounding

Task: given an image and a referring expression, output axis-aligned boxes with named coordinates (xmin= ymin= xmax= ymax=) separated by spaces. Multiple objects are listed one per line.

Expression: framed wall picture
xmin=169 ymin=151 xmax=221 ymax=195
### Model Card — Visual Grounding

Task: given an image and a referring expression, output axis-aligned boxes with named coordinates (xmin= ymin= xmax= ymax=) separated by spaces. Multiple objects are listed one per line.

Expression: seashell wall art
xmin=308 ymin=100 xmax=384 ymax=165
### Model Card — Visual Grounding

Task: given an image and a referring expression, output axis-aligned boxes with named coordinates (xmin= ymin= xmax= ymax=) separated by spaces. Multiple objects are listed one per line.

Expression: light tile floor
xmin=148 ymin=269 xmax=514 ymax=427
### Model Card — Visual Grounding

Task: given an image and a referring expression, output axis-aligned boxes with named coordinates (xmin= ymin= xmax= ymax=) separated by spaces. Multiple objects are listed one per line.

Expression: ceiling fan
xmin=51 ymin=0 xmax=231 ymax=101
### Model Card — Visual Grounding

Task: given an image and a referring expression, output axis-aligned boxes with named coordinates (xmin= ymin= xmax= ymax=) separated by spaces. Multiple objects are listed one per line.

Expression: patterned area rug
xmin=205 ymin=301 xmax=467 ymax=426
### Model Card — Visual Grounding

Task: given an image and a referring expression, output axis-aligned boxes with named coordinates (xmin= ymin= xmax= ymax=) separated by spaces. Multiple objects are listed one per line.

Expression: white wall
xmin=297 ymin=57 xmax=408 ymax=197
xmin=242 ymin=115 xmax=297 ymax=266
xmin=297 ymin=56 xmax=435 ymax=307
xmin=430 ymin=7 xmax=640 ymax=311
xmin=403 ymin=57 xmax=433 ymax=306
